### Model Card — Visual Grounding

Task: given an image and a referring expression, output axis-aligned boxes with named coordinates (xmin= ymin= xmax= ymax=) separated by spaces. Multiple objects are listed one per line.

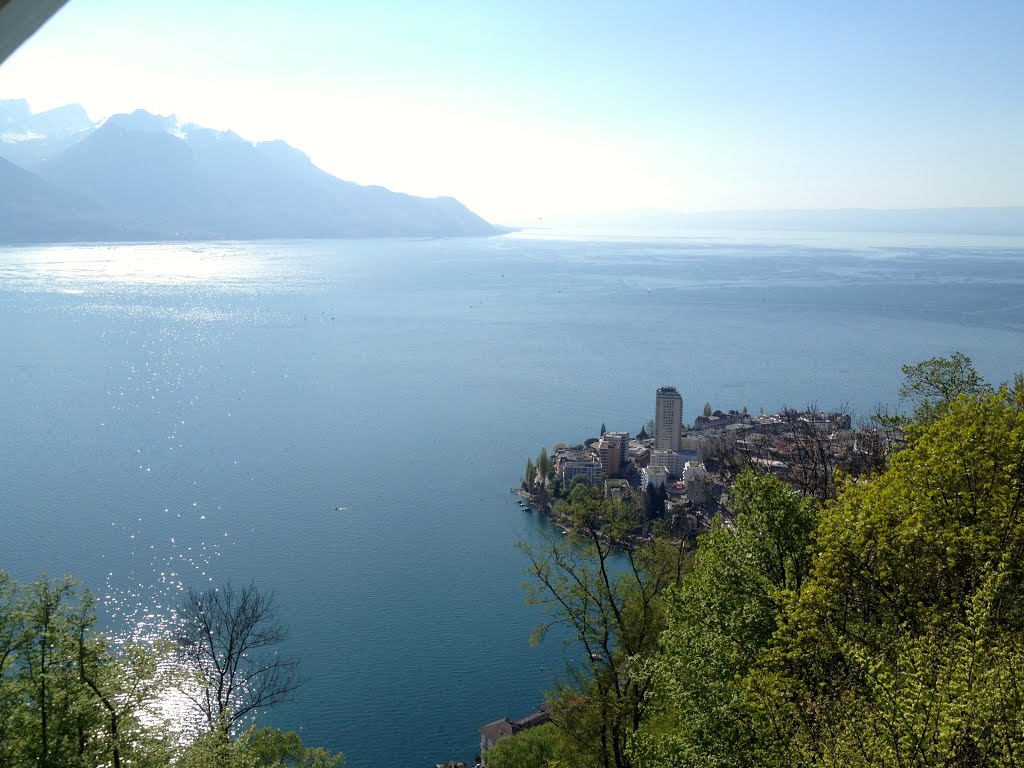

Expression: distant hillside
xmin=0 ymin=101 xmax=497 ymax=243
xmin=557 ymin=207 xmax=1024 ymax=236
xmin=0 ymin=155 xmax=144 ymax=243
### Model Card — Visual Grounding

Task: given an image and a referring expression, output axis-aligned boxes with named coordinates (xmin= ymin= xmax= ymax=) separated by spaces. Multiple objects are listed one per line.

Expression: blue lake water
xmin=1 ymin=230 xmax=1023 ymax=766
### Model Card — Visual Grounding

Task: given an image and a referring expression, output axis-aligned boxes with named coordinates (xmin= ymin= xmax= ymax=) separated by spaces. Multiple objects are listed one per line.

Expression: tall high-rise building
xmin=654 ymin=386 xmax=683 ymax=451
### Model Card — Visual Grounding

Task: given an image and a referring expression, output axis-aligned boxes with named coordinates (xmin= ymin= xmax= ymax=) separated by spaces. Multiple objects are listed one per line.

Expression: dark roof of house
xmin=479 ymin=703 xmax=552 ymax=743
xmin=513 ymin=708 xmax=552 ymax=730
xmin=478 ymin=717 xmax=515 ymax=743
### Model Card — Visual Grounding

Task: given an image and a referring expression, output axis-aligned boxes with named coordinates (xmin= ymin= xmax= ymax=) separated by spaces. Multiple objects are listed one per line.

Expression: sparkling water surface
xmin=2 ymin=231 xmax=1023 ymax=766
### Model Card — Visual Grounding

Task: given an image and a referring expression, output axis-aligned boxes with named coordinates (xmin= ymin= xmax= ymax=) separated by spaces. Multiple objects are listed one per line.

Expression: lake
xmin=1 ymin=230 xmax=1023 ymax=766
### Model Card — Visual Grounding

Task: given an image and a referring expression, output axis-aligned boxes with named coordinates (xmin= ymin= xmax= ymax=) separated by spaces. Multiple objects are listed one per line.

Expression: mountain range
xmin=0 ymin=99 xmax=498 ymax=243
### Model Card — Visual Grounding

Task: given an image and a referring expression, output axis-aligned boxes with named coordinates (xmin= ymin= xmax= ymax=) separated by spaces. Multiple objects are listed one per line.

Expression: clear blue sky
xmin=2 ymin=0 xmax=1022 ymax=223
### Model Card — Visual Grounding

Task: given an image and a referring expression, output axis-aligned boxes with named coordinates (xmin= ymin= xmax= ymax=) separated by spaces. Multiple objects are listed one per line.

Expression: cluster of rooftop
xmin=524 ymin=386 xmax=891 ymax=538
xmin=536 ymin=386 xmax=717 ymax=535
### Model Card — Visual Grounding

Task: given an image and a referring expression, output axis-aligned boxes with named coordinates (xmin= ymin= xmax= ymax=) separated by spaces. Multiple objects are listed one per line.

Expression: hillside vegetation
xmin=509 ymin=354 xmax=1024 ymax=768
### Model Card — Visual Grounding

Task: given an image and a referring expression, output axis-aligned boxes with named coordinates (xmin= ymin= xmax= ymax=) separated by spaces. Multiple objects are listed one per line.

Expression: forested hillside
xmin=501 ymin=355 xmax=1024 ymax=768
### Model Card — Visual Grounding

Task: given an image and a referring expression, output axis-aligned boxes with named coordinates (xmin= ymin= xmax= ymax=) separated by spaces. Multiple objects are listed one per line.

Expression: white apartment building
xmin=641 ymin=465 xmax=669 ymax=490
xmin=649 ymin=448 xmax=700 ymax=477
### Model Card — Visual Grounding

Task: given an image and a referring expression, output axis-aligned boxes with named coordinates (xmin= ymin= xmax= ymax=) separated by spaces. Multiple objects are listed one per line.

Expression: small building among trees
xmin=477 ymin=704 xmax=552 ymax=764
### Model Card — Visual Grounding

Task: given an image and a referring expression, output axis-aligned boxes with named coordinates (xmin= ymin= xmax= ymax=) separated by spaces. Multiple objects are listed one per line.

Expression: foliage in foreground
xmin=523 ymin=355 xmax=1024 ymax=768
xmin=0 ymin=572 xmax=172 ymax=768
xmin=634 ymin=366 xmax=1024 ymax=767
xmin=0 ymin=572 xmax=341 ymax=768
xmin=178 ymin=727 xmax=344 ymax=768
xmin=633 ymin=470 xmax=817 ymax=768
xmin=518 ymin=481 xmax=687 ymax=768
xmin=483 ymin=722 xmax=564 ymax=768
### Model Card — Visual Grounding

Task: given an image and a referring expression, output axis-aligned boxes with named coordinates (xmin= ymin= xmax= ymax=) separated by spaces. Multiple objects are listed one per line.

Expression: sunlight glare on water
xmin=0 ymin=242 xmax=283 ymax=291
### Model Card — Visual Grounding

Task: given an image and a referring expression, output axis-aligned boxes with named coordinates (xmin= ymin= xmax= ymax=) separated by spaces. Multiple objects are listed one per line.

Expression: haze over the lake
xmin=3 ymin=0 xmax=1022 ymax=225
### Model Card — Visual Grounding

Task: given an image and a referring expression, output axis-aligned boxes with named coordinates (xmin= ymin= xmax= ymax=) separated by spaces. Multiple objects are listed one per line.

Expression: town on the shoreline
xmin=518 ymin=385 xmax=902 ymax=538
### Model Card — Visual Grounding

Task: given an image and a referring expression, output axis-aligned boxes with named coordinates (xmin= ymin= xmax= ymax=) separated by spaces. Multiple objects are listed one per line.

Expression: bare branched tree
xmin=175 ymin=581 xmax=300 ymax=735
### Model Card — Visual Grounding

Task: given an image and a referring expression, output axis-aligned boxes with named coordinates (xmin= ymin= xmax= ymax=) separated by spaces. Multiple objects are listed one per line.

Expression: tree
xmin=537 ymin=447 xmax=551 ymax=481
xmin=0 ymin=573 xmax=167 ymax=768
xmin=766 ymin=384 xmax=1024 ymax=766
xmin=0 ymin=571 xmax=20 ymax=756
xmin=641 ymin=483 xmax=666 ymax=521
xmin=175 ymin=582 xmax=301 ymax=736
xmin=177 ymin=727 xmax=343 ymax=768
xmin=703 ymin=404 xmax=860 ymax=502
xmin=567 ymin=473 xmax=592 ymax=495
xmin=600 ymin=422 xmax=607 ymax=436
xmin=519 ymin=486 xmax=687 ymax=768
xmin=12 ymin=574 xmax=105 ymax=768
xmin=242 ymin=727 xmax=344 ymax=767
xmin=524 ymin=458 xmax=535 ymax=489
xmin=75 ymin=603 xmax=173 ymax=768
xmin=483 ymin=722 xmax=562 ymax=768
xmin=635 ymin=472 xmax=818 ymax=768
xmin=703 ymin=402 xmax=713 ymax=418
xmin=899 ymin=350 xmax=987 ymax=425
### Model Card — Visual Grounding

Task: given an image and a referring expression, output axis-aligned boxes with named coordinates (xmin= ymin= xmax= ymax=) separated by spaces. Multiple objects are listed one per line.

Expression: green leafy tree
xmin=177 ymin=730 xmax=257 ymax=768
xmin=0 ymin=571 xmax=20 ymax=754
xmin=568 ymin=474 xmax=592 ymax=494
xmin=635 ymin=472 xmax=817 ymax=768
xmin=75 ymin=605 xmax=174 ymax=768
xmin=670 ymin=382 xmax=1020 ymax=767
xmin=899 ymin=350 xmax=987 ymax=425
xmin=243 ymin=727 xmax=344 ymax=767
xmin=760 ymin=385 xmax=1024 ymax=766
xmin=519 ymin=487 xmax=687 ymax=768
xmin=635 ymin=364 xmax=1024 ymax=767
xmin=641 ymin=484 xmax=666 ymax=521
xmin=525 ymin=458 xmax=535 ymax=489
xmin=0 ymin=573 xmax=167 ymax=768
xmin=537 ymin=447 xmax=551 ymax=481
xmin=0 ymin=573 xmax=339 ymax=768
xmin=600 ymin=423 xmax=607 ymax=436
xmin=702 ymin=402 xmax=713 ymax=418
xmin=483 ymin=722 xmax=562 ymax=768
xmin=11 ymin=575 xmax=104 ymax=768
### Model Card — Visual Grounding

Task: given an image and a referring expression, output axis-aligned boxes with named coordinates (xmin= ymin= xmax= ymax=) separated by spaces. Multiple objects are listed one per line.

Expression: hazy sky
xmin=2 ymin=0 xmax=1022 ymax=223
